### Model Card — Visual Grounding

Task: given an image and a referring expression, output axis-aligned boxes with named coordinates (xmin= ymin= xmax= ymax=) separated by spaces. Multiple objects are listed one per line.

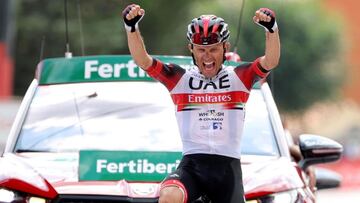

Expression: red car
xmin=0 ymin=55 xmax=342 ymax=203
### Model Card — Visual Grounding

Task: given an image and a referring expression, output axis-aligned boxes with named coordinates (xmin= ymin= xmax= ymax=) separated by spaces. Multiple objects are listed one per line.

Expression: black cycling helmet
xmin=187 ymin=15 xmax=230 ymax=46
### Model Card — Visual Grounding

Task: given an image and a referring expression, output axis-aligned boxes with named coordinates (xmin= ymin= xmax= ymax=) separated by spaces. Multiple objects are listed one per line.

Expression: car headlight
xmin=0 ymin=188 xmax=47 ymax=203
xmin=246 ymin=189 xmax=300 ymax=203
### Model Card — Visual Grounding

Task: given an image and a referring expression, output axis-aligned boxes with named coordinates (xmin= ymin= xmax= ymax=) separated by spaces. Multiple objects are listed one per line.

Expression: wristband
xmin=265 ymin=21 xmax=278 ymax=33
xmin=124 ymin=21 xmax=139 ymax=32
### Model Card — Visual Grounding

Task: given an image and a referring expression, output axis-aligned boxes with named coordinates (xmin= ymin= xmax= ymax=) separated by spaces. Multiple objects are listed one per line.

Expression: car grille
xmin=51 ymin=195 xmax=158 ymax=203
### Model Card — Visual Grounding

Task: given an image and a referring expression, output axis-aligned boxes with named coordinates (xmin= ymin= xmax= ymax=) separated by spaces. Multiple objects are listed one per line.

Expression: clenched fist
xmin=122 ymin=4 xmax=145 ymax=32
xmin=253 ymin=8 xmax=277 ymax=33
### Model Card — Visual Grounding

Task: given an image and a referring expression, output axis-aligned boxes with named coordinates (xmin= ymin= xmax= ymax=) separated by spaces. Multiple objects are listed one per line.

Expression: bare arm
xmin=126 ymin=30 xmax=153 ymax=70
xmin=260 ymin=30 xmax=280 ymax=70
xmin=123 ymin=4 xmax=153 ymax=70
xmin=253 ymin=8 xmax=281 ymax=70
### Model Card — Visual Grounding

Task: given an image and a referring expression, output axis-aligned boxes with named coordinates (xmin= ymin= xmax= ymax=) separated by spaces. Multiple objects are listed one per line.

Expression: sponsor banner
xmin=79 ymin=150 xmax=182 ymax=181
xmin=38 ymin=55 xmax=193 ymax=85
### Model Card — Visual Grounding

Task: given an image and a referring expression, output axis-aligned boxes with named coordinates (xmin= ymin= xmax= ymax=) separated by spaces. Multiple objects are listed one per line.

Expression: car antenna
xmin=39 ymin=35 xmax=46 ymax=62
xmin=64 ymin=0 xmax=72 ymax=58
xmin=77 ymin=0 xmax=85 ymax=56
xmin=233 ymin=0 xmax=246 ymax=53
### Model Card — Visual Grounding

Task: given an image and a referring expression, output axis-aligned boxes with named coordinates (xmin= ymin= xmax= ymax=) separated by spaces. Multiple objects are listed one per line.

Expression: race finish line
xmin=79 ymin=150 xmax=182 ymax=181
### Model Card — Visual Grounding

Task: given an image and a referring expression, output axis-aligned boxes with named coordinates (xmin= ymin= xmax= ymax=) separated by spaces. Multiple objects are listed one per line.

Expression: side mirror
xmin=298 ymin=134 xmax=343 ymax=170
xmin=315 ymin=167 xmax=342 ymax=190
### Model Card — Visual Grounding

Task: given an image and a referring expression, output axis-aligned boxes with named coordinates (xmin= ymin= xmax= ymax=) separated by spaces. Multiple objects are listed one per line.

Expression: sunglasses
xmin=192 ymin=32 xmax=221 ymax=45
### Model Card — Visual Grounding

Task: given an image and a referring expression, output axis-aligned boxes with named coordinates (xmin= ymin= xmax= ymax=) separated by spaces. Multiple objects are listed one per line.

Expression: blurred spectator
xmin=225 ymin=51 xmax=242 ymax=62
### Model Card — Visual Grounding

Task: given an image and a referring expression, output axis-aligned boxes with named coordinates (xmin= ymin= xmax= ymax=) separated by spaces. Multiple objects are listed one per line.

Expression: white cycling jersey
xmin=147 ymin=58 xmax=269 ymax=158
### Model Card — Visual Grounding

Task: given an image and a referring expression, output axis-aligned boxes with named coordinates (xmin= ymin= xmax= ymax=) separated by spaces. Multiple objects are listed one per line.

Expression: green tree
xmin=235 ymin=0 xmax=346 ymax=113
xmin=14 ymin=0 xmax=127 ymax=95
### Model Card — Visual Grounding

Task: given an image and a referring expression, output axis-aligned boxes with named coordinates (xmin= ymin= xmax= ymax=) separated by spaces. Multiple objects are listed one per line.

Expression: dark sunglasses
xmin=192 ymin=32 xmax=221 ymax=45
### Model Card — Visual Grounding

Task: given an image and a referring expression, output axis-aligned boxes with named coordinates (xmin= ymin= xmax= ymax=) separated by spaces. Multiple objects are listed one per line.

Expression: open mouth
xmin=203 ymin=61 xmax=215 ymax=70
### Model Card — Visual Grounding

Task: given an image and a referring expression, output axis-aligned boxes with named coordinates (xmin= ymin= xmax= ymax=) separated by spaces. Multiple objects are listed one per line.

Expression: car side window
xmin=241 ymin=90 xmax=280 ymax=156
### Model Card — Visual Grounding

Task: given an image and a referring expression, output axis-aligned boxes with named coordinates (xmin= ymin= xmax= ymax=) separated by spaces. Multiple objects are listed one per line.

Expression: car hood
xmin=0 ymin=153 xmax=305 ymax=199
xmin=241 ymin=155 xmax=305 ymax=199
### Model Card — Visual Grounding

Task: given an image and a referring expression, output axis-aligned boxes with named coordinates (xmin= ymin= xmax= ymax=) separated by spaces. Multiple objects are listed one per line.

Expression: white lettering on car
xmin=98 ymin=63 xmax=113 ymax=78
xmin=84 ymin=60 xmax=149 ymax=79
xmin=127 ymin=60 xmax=138 ymax=78
xmin=107 ymin=162 xmax=118 ymax=173
xmin=95 ymin=159 xmax=181 ymax=174
xmin=113 ymin=63 xmax=126 ymax=77
xmin=84 ymin=60 xmax=99 ymax=79
xmin=96 ymin=159 xmax=108 ymax=173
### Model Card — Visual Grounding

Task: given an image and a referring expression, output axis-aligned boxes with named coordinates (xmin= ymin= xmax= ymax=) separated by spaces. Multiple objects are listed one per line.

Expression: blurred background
xmin=0 ymin=0 xmax=359 ymax=201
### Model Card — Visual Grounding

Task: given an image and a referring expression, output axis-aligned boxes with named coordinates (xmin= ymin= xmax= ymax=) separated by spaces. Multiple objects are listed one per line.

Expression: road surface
xmin=317 ymin=188 xmax=360 ymax=202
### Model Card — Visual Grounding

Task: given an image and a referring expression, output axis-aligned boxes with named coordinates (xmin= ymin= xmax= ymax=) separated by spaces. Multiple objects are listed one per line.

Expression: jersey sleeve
xmin=146 ymin=59 xmax=186 ymax=91
xmin=234 ymin=57 xmax=270 ymax=90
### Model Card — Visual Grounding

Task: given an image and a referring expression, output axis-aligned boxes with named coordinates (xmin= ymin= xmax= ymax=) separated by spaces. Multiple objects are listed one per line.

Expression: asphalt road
xmin=317 ymin=188 xmax=360 ymax=202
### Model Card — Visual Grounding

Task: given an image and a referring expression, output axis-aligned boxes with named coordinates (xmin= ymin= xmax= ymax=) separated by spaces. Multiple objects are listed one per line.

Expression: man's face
xmin=190 ymin=43 xmax=228 ymax=78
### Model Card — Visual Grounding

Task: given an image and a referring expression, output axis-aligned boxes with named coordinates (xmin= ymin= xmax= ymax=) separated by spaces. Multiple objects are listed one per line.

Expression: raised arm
xmin=122 ymin=4 xmax=153 ymax=70
xmin=253 ymin=8 xmax=281 ymax=70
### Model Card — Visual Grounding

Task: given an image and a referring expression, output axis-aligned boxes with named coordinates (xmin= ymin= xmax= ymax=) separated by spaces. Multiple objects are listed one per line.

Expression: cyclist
xmin=122 ymin=4 xmax=280 ymax=203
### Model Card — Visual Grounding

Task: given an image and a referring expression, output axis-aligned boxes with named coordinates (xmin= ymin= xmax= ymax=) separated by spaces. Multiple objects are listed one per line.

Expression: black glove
xmin=122 ymin=4 xmax=144 ymax=32
xmin=256 ymin=8 xmax=277 ymax=33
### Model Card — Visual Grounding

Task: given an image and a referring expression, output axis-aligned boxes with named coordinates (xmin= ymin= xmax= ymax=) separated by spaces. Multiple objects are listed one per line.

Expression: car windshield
xmin=15 ymin=82 xmax=279 ymax=156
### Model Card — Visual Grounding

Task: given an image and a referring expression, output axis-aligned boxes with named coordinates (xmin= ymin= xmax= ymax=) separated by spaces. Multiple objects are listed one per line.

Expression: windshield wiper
xmin=15 ymin=149 xmax=50 ymax=153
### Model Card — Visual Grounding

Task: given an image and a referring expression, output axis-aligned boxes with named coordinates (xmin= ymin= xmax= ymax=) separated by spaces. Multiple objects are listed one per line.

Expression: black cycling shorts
xmin=161 ymin=154 xmax=245 ymax=203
